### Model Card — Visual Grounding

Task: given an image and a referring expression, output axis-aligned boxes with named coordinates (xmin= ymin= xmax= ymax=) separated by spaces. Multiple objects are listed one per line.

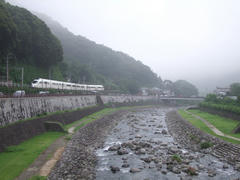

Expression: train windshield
xmin=32 ymin=80 xmax=38 ymax=84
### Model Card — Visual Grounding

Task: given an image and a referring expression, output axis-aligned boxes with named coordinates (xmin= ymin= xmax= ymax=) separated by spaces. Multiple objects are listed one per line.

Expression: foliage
xmin=200 ymin=142 xmax=213 ymax=149
xmin=0 ymin=1 xmax=63 ymax=68
xmin=37 ymin=14 xmax=162 ymax=94
xmin=200 ymin=102 xmax=240 ymax=115
xmin=172 ymin=80 xmax=198 ymax=97
xmin=172 ymin=154 xmax=181 ymax=163
xmin=230 ymin=83 xmax=240 ymax=96
xmin=0 ymin=132 xmax=63 ymax=180
xmin=201 ymin=92 xmax=240 ymax=115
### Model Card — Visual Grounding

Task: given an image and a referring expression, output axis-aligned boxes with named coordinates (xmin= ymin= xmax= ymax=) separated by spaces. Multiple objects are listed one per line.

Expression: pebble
xmin=110 ymin=166 xmax=120 ymax=173
xmin=130 ymin=168 xmax=141 ymax=173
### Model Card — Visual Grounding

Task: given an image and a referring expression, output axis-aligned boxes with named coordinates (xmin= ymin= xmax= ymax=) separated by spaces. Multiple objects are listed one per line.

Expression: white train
xmin=31 ymin=78 xmax=104 ymax=91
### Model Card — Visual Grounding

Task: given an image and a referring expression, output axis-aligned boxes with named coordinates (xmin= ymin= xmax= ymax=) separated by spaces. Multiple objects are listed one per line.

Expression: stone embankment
xmin=166 ymin=111 xmax=240 ymax=168
xmin=0 ymin=95 xmax=97 ymax=126
xmin=0 ymin=95 xmax=156 ymax=127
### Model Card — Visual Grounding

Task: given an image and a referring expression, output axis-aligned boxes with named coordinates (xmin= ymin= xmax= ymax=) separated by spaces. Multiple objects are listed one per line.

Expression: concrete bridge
xmin=158 ymin=96 xmax=204 ymax=101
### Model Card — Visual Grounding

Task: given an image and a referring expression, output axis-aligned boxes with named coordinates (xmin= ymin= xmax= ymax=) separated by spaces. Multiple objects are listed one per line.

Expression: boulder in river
xmin=117 ymin=148 xmax=129 ymax=155
xmin=110 ymin=166 xmax=120 ymax=173
xmin=108 ymin=144 xmax=121 ymax=151
xmin=130 ymin=168 xmax=141 ymax=173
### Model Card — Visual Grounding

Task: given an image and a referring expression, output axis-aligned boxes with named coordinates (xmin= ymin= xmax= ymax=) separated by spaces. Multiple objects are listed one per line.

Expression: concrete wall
xmin=0 ymin=96 xmax=97 ymax=126
xmin=101 ymin=95 xmax=156 ymax=104
xmin=0 ymin=95 xmax=157 ymax=127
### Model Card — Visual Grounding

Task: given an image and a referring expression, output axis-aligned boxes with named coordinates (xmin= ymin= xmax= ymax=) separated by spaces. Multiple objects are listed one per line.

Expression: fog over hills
xmin=6 ymin=0 xmax=240 ymax=95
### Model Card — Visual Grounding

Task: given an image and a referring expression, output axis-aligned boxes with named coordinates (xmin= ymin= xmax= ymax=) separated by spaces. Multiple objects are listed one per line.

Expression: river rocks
xmin=117 ymin=148 xmax=129 ymax=155
xmin=110 ymin=166 xmax=120 ymax=173
xmin=122 ymin=163 xmax=130 ymax=168
xmin=135 ymin=148 xmax=146 ymax=155
xmin=172 ymin=167 xmax=181 ymax=174
xmin=162 ymin=129 xmax=168 ymax=135
xmin=184 ymin=166 xmax=198 ymax=176
xmin=208 ymin=169 xmax=217 ymax=177
xmin=108 ymin=144 xmax=121 ymax=151
xmin=223 ymin=164 xmax=229 ymax=169
xmin=95 ymin=108 xmax=240 ymax=179
xmin=141 ymin=157 xmax=152 ymax=163
xmin=161 ymin=169 xmax=167 ymax=174
xmin=130 ymin=168 xmax=141 ymax=173
xmin=135 ymin=134 xmax=142 ymax=139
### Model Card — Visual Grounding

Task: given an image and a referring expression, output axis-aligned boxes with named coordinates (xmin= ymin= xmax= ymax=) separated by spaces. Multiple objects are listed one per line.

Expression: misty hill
xmin=0 ymin=0 xmax=64 ymax=83
xmin=37 ymin=14 xmax=162 ymax=93
xmin=0 ymin=0 xmax=62 ymax=67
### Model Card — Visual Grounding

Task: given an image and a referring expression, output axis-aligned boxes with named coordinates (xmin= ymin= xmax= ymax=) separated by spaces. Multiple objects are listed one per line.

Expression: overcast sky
xmin=6 ymin=0 xmax=240 ymax=93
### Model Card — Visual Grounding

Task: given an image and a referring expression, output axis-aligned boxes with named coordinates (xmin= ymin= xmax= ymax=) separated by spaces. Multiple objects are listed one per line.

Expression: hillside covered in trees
xmin=37 ymin=14 xmax=162 ymax=93
xmin=0 ymin=0 xmax=64 ymax=83
xmin=0 ymin=0 xmax=63 ymax=67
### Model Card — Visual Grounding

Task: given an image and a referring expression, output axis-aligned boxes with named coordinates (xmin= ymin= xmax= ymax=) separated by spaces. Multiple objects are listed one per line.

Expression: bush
xmin=200 ymin=142 xmax=213 ymax=149
xmin=172 ymin=154 xmax=182 ymax=163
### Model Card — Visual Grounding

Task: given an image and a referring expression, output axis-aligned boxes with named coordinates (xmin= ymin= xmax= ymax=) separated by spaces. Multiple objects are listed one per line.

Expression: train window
xmin=32 ymin=80 xmax=38 ymax=84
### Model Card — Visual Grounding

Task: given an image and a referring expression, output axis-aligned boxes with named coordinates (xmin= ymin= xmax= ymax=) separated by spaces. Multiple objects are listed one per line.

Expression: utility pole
xmin=21 ymin=67 xmax=24 ymax=88
xmin=6 ymin=54 xmax=9 ymax=86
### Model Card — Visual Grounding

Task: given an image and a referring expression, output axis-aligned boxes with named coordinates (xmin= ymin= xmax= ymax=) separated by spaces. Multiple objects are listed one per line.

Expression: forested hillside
xmin=37 ymin=14 xmax=162 ymax=93
xmin=0 ymin=0 xmax=63 ymax=83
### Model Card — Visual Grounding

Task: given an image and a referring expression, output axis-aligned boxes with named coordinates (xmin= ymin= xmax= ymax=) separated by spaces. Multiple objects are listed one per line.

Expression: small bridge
xmin=158 ymin=97 xmax=204 ymax=101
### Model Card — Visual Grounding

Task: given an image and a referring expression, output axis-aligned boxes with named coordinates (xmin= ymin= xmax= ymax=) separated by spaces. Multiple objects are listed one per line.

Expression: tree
xmin=173 ymin=80 xmax=198 ymax=97
xmin=230 ymin=83 xmax=240 ymax=96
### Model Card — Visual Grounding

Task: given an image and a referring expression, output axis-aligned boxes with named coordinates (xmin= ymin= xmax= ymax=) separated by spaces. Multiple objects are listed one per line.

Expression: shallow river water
xmin=95 ymin=107 xmax=240 ymax=180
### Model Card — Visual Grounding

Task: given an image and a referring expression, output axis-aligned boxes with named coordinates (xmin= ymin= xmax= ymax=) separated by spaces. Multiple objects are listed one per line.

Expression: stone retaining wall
xmin=0 ymin=95 xmax=158 ymax=127
xmin=101 ymin=95 xmax=156 ymax=104
xmin=0 ymin=106 xmax=104 ymax=152
xmin=199 ymin=107 xmax=240 ymax=121
xmin=166 ymin=111 xmax=240 ymax=167
xmin=0 ymin=96 xmax=97 ymax=127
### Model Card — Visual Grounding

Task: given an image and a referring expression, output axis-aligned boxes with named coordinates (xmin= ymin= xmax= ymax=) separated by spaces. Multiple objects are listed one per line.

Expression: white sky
xmin=6 ymin=0 xmax=240 ymax=93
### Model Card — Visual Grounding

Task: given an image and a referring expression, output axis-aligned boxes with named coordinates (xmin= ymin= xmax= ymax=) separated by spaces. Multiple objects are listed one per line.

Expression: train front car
xmin=31 ymin=79 xmax=41 ymax=88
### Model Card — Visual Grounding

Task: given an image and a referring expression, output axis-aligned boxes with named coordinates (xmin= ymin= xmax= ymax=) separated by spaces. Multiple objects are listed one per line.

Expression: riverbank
xmin=166 ymin=110 xmax=240 ymax=168
xmin=50 ymin=106 xmax=240 ymax=179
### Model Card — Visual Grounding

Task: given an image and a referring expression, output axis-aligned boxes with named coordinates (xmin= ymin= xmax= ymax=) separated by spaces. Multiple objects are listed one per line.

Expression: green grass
xmin=178 ymin=109 xmax=240 ymax=144
xmin=189 ymin=109 xmax=240 ymax=139
xmin=28 ymin=176 xmax=47 ymax=180
xmin=0 ymin=132 xmax=64 ymax=180
xmin=178 ymin=110 xmax=213 ymax=134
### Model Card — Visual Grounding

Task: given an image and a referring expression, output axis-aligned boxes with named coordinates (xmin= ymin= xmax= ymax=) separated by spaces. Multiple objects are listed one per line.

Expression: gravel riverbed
xmin=49 ymin=107 xmax=240 ymax=180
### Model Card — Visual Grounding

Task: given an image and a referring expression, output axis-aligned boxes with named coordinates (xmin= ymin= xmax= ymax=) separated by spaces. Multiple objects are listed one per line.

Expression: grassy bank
xmin=0 ymin=132 xmax=64 ymax=180
xmin=189 ymin=109 xmax=240 ymax=139
xmin=0 ymin=105 xmax=151 ymax=180
xmin=178 ymin=109 xmax=240 ymax=144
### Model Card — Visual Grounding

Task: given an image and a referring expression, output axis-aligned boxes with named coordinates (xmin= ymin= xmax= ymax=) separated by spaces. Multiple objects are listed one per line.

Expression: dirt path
xmin=15 ymin=108 xmax=127 ymax=180
xmin=15 ymin=136 xmax=67 ymax=180
xmin=185 ymin=109 xmax=240 ymax=142
xmin=15 ymin=116 xmax=93 ymax=180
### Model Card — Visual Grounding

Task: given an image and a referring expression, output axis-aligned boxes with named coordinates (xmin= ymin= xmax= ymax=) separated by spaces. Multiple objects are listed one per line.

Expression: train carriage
xmin=31 ymin=78 xmax=104 ymax=91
